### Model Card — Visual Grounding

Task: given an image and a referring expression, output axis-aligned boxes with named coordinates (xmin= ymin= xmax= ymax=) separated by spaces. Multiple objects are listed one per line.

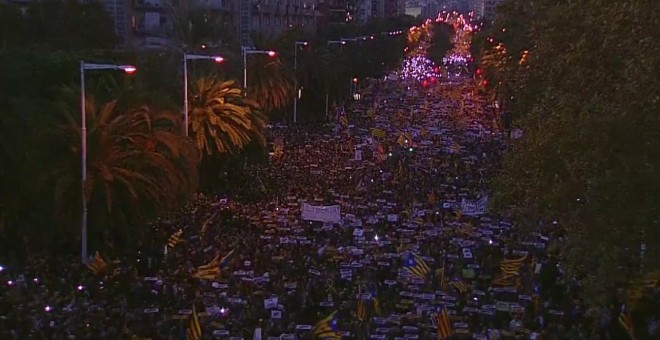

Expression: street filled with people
xmin=1 ymin=21 xmax=658 ymax=340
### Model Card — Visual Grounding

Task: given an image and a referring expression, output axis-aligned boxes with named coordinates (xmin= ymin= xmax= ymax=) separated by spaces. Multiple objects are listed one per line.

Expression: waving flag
xmin=167 ymin=229 xmax=183 ymax=249
xmin=500 ymin=255 xmax=527 ymax=276
xmin=86 ymin=251 xmax=109 ymax=276
xmin=404 ymin=252 xmax=430 ymax=280
xmin=356 ymin=287 xmax=366 ymax=322
xmin=186 ymin=304 xmax=202 ymax=340
xmin=312 ymin=311 xmax=342 ymax=339
xmin=437 ymin=307 xmax=453 ymax=339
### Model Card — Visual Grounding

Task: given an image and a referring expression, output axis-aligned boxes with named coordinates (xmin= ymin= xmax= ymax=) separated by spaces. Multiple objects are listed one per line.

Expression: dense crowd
xmin=1 ymin=74 xmax=658 ymax=340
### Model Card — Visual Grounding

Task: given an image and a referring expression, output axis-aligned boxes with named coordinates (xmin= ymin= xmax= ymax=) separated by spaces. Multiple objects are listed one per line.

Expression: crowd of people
xmin=1 ymin=69 xmax=658 ymax=339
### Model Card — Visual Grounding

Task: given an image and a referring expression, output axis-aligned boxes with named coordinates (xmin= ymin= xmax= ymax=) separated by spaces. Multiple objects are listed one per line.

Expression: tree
xmin=490 ymin=0 xmax=660 ymax=313
xmin=189 ymin=77 xmax=267 ymax=155
xmin=246 ymin=56 xmax=295 ymax=114
xmin=6 ymin=0 xmax=117 ymax=50
xmin=48 ymin=97 xmax=199 ymax=247
xmin=427 ymin=23 xmax=455 ymax=66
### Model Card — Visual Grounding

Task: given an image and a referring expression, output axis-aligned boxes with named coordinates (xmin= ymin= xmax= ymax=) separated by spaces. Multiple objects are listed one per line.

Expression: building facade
xmin=127 ymin=0 xmax=322 ymax=49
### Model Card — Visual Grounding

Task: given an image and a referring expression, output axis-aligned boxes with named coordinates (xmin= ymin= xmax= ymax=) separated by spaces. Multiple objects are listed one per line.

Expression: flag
xmin=273 ymin=136 xmax=284 ymax=159
xmin=372 ymin=128 xmax=386 ymax=138
xmin=167 ymin=229 xmax=183 ymax=249
xmin=356 ymin=287 xmax=366 ymax=322
xmin=86 ymin=251 xmax=109 ymax=276
xmin=339 ymin=115 xmax=348 ymax=127
xmin=457 ymin=223 xmax=474 ymax=237
xmin=492 ymin=275 xmax=521 ymax=288
xmin=437 ymin=307 xmax=453 ymax=339
xmin=449 ymin=281 xmax=470 ymax=294
xmin=312 ymin=311 xmax=342 ymax=339
xmin=500 ymin=255 xmax=527 ymax=276
xmin=397 ymin=132 xmax=412 ymax=147
xmin=369 ymin=283 xmax=381 ymax=315
xmin=219 ymin=248 xmax=237 ymax=269
xmin=427 ymin=192 xmax=437 ymax=205
xmin=186 ymin=305 xmax=202 ymax=340
xmin=192 ymin=254 xmax=222 ymax=279
xmin=404 ymin=252 xmax=430 ymax=280
xmin=376 ymin=144 xmax=387 ymax=161
xmin=619 ymin=311 xmax=635 ymax=340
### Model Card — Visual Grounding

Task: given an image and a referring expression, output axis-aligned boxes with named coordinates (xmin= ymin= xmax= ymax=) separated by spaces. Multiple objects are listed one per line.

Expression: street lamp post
xmin=79 ymin=61 xmax=136 ymax=263
xmin=325 ymin=40 xmax=347 ymax=118
xmin=293 ymin=41 xmax=307 ymax=124
xmin=242 ymin=46 xmax=277 ymax=92
xmin=183 ymin=53 xmax=224 ymax=136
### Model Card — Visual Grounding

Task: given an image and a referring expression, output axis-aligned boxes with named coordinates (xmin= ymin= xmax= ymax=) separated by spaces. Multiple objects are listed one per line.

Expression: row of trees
xmin=0 ymin=1 xmax=422 ymax=255
xmin=476 ymin=0 xmax=660 ymax=312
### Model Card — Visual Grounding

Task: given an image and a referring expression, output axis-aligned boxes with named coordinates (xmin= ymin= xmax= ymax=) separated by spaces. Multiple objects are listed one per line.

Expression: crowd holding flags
xmin=404 ymin=251 xmax=430 ymax=280
xmin=187 ymin=305 xmax=202 ymax=340
xmin=312 ymin=311 xmax=342 ymax=340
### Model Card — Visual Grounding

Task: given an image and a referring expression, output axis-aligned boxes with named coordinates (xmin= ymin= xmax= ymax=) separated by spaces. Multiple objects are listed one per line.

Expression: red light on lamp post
xmin=213 ymin=56 xmax=224 ymax=63
xmin=482 ymin=79 xmax=489 ymax=87
xmin=122 ymin=66 xmax=137 ymax=74
xmin=353 ymin=78 xmax=359 ymax=83
xmin=476 ymin=68 xmax=483 ymax=76
xmin=267 ymin=51 xmax=277 ymax=57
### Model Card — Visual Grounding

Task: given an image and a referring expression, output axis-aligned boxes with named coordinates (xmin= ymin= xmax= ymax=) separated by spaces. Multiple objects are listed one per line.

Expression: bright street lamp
xmin=327 ymin=40 xmax=346 ymax=47
xmin=293 ymin=41 xmax=307 ymax=124
xmin=242 ymin=47 xmax=277 ymax=91
xmin=79 ymin=61 xmax=136 ymax=263
xmin=183 ymin=53 xmax=224 ymax=136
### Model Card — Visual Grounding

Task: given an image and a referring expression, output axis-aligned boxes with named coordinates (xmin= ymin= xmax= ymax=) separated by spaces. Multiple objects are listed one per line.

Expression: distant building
xmin=474 ymin=0 xmax=502 ymax=20
xmin=127 ymin=0 xmax=322 ymax=50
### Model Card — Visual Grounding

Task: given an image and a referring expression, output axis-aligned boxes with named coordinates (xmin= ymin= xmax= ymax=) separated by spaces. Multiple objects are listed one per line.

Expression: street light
xmin=242 ymin=47 xmax=277 ymax=91
xmin=183 ymin=52 xmax=224 ymax=136
xmin=293 ymin=41 xmax=308 ymax=124
xmin=79 ymin=61 xmax=136 ymax=263
xmin=325 ymin=40 xmax=347 ymax=118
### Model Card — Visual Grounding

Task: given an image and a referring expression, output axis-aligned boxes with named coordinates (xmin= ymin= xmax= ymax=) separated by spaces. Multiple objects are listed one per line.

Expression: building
xmin=127 ymin=0 xmax=322 ymax=49
xmin=474 ymin=0 xmax=502 ymax=20
xmin=383 ymin=0 xmax=405 ymax=18
xmin=354 ymin=0 xmax=373 ymax=24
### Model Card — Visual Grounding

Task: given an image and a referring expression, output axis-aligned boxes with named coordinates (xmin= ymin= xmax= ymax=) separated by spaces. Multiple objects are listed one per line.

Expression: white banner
xmin=301 ymin=203 xmax=342 ymax=223
xmin=460 ymin=196 xmax=489 ymax=216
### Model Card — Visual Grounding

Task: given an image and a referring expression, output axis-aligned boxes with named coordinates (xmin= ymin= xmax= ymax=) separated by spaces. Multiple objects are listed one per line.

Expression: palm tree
xmin=50 ymin=98 xmax=199 ymax=240
xmin=189 ymin=77 xmax=267 ymax=155
xmin=246 ymin=56 xmax=294 ymax=113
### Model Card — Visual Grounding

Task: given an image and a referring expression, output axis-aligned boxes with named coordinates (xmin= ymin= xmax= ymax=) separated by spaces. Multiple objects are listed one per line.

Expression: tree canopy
xmin=483 ymin=0 xmax=660 ymax=307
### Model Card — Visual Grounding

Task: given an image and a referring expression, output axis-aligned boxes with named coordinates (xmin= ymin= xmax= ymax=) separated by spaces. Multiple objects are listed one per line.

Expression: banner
xmin=301 ymin=203 xmax=342 ymax=223
xmin=460 ymin=196 xmax=489 ymax=216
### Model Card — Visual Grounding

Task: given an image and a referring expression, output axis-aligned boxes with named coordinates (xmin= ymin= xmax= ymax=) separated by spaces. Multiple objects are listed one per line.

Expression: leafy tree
xmin=189 ymin=77 xmax=267 ymax=155
xmin=490 ymin=0 xmax=660 ymax=313
xmin=247 ymin=56 xmax=295 ymax=114
xmin=49 ymin=97 xmax=199 ymax=247
xmin=427 ymin=23 xmax=455 ymax=66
